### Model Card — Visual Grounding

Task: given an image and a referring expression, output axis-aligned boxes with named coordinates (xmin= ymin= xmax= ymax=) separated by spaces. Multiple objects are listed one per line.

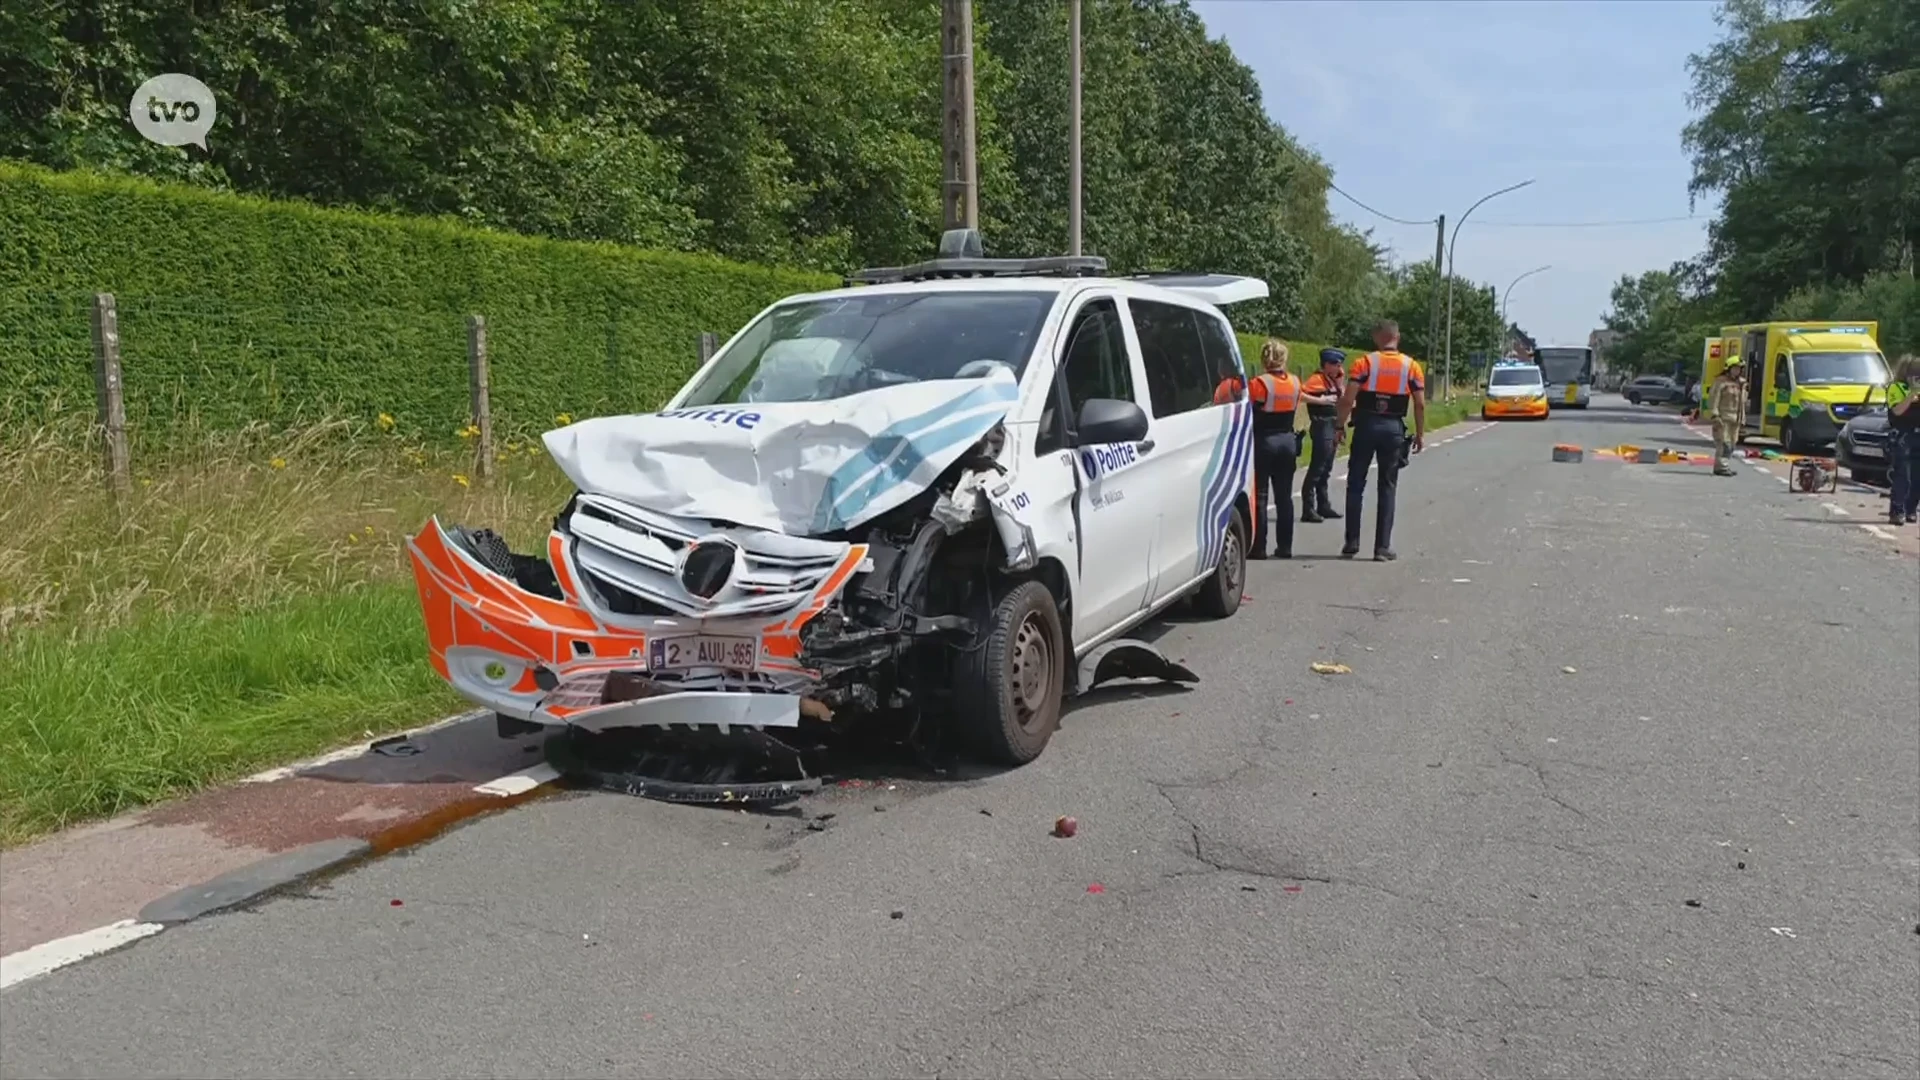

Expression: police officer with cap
xmin=1298 ymin=348 xmax=1345 ymax=523
xmin=1335 ymin=319 xmax=1426 ymax=561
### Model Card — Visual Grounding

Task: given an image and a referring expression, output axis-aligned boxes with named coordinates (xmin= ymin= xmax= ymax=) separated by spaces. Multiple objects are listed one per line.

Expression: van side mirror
xmin=1076 ymin=398 xmax=1150 ymax=445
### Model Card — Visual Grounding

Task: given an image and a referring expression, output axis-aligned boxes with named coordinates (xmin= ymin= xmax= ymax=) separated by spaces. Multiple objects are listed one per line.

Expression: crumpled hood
xmin=543 ymin=371 xmax=1020 ymax=537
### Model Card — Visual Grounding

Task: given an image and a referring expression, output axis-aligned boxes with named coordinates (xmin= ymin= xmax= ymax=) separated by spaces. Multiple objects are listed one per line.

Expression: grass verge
xmin=0 ymin=393 xmax=1483 ymax=847
xmin=0 ymin=405 xmax=571 ymax=845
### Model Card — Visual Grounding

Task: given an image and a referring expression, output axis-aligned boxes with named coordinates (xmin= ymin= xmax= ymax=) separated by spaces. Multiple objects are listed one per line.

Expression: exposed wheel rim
xmin=1219 ymin=523 xmax=1245 ymax=597
xmin=1009 ymin=611 xmax=1053 ymax=731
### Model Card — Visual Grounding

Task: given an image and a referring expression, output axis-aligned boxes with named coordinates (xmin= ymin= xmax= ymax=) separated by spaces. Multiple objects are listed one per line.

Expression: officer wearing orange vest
xmin=1246 ymin=338 xmax=1303 ymax=559
xmin=1298 ymin=348 xmax=1345 ymax=523
xmin=1335 ymin=319 xmax=1426 ymax=561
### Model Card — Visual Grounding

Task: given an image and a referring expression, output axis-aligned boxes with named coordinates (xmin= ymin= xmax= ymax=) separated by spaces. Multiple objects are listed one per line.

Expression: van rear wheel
xmin=953 ymin=580 xmax=1065 ymax=766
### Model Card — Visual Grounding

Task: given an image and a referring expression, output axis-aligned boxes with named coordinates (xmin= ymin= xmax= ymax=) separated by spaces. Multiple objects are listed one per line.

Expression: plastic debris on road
xmin=1053 ymin=816 xmax=1079 ymax=839
xmin=1310 ymin=662 xmax=1352 ymax=675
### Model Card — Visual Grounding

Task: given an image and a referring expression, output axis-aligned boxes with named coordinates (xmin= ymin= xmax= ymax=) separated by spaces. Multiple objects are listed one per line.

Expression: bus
xmin=1535 ymin=346 xmax=1594 ymax=409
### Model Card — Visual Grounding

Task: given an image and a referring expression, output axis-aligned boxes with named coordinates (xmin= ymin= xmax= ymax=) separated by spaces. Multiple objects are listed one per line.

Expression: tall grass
xmin=0 ymin=402 xmax=573 ymax=844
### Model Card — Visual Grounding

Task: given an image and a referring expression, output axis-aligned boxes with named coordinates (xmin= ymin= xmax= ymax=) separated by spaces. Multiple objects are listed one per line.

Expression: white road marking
xmin=240 ymin=710 xmax=487 ymax=784
xmin=473 ymin=762 xmax=560 ymax=797
xmin=1822 ymin=502 xmax=1852 ymax=517
xmin=239 ymin=742 xmax=378 ymax=785
xmin=1861 ymin=523 xmax=1898 ymax=541
xmin=1 ymin=920 xmax=164 ymax=990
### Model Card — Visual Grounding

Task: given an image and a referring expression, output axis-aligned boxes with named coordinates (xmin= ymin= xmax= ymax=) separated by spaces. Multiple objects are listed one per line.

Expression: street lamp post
xmin=1499 ymin=264 xmax=1551 ymax=360
xmin=1443 ymin=178 xmax=1534 ymax=397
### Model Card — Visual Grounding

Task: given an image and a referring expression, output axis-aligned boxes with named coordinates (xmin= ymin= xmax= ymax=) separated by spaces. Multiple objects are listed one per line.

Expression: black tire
xmin=1481 ymin=408 xmax=1490 ymax=421
xmin=1626 ymin=392 xmax=1641 ymax=405
xmin=1779 ymin=420 xmax=1803 ymax=454
xmin=953 ymin=580 xmax=1066 ymax=766
xmin=1192 ymin=505 xmax=1247 ymax=619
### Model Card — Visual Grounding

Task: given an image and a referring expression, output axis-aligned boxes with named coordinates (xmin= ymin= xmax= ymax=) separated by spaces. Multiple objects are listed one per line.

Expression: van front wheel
xmin=953 ymin=580 xmax=1065 ymax=766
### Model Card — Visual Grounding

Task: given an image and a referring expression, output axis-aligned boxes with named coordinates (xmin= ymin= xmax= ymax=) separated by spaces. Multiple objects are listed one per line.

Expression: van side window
xmin=1775 ymin=354 xmax=1791 ymax=389
xmin=1128 ymin=298 xmax=1214 ymax=418
xmin=1192 ymin=309 xmax=1244 ymax=387
xmin=1039 ymin=298 xmax=1132 ymax=452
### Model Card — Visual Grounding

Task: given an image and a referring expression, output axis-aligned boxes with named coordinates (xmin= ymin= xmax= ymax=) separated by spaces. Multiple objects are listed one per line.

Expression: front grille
xmin=565 ymin=494 xmax=852 ymax=621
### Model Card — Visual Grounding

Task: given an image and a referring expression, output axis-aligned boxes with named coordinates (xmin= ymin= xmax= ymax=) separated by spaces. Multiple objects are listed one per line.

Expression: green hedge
xmin=1236 ymin=333 xmax=1391 ymax=384
xmin=0 ymin=163 xmax=1404 ymax=444
xmin=0 ymin=163 xmax=835 ymax=442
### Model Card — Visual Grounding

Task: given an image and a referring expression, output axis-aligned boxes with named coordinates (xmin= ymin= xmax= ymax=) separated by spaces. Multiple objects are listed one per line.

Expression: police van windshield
xmin=678 ymin=290 xmax=1055 ymax=406
xmin=1489 ymin=367 xmax=1544 ymax=386
xmin=1791 ymin=351 xmax=1888 ymax=386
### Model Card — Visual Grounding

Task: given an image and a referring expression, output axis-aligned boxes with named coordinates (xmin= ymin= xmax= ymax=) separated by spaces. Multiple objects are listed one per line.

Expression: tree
xmin=1601 ymin=261 xmax=1730 ymax=375
xmin=1 ymin=0 xmax=1502 ymax=339
xmin=1357 ymin=260 xmax=1500 ymax=383
xmin=1683 ymin=0 xmax=1918 ymax=318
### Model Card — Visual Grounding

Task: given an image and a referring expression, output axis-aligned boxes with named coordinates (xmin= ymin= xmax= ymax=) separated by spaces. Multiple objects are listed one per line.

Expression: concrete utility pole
xmin=1444 ymin=178 xmax=1534 ymax=398
xmin=941 ymin=0 xmax=979 ymax=231
xmin=1068 ymin=0 xmax=1083 ymax=255
xmin=1425 ymin=214 xmax=1443 ymax=400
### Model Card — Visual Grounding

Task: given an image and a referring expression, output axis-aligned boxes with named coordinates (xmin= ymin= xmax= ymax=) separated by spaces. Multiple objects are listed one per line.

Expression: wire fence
xmin=0 ymin=288 xmax=721 ymax=493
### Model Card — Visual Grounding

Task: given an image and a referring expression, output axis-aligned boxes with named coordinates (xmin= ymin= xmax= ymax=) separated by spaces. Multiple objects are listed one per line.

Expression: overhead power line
xmin=1325 ymin=181 xmax=1435 ymax=227
xmin=1278 ymin=137 xmax=1702 ymax=231
xmin=1473 ymin=214 xmax=1703 ymax=228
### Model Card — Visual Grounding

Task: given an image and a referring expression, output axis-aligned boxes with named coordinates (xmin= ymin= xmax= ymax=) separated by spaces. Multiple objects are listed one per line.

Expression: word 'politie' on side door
xmin=1032 ymin=291 xmax=1162 ymax=638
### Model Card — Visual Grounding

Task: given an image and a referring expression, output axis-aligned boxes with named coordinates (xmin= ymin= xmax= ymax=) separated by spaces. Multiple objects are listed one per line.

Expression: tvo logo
xmin=129 ymin=74 xmax=217 ymax=149
xmin=1078 ymin=442 xmax=1137 ymax=481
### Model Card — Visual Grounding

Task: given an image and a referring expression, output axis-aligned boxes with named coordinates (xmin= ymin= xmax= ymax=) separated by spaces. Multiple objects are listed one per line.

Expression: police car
xmin=409 ymin=230 xmax=1268 ymax=771
xmin=1482 ymin=358 xmax=1551 ymax=420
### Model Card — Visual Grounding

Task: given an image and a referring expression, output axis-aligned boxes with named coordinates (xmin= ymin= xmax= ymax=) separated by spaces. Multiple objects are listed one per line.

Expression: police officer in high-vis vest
xmin=1335 ymin=320 xmax=1426 ymax=561
xmin=1298 ymin=348 xmax=1345 ymax=523
xmin=1247 ymin=338 xmax=1303 ymax=559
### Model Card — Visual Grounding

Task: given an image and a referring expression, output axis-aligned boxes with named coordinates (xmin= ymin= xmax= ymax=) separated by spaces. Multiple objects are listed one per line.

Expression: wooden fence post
xmin=467 ymin=314 xmax=494 ymax=479
xmin=91 ymin=292 xmax=131 ymax=497
xmin=698 ymin=331 xmax=719 ymax=365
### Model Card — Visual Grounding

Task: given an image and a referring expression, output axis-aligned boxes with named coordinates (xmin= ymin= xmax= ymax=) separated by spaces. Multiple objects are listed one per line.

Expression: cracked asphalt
xmin=4 ymin=396 xmax=1917 ymax=1079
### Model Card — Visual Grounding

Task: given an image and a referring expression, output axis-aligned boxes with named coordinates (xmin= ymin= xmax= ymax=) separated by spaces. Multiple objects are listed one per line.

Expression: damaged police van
xmin=408 ymin=230 xmax=1265 ymax=780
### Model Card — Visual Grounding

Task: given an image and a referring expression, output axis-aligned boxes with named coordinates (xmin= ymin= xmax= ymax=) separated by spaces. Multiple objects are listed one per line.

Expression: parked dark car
xmin=1624 ymin=375 xmax=1686 ymax=405
xmin=1836 ymin=407 xmax=1891 ymax=484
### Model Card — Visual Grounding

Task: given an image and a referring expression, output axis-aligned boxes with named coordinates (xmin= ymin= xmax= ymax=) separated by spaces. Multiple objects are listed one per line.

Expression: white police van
xmin=412 ymin=230 xmax=1267 ymax=771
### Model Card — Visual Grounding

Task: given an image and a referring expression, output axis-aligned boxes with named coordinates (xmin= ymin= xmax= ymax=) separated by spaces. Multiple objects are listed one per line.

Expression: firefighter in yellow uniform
xmin=1708 ymin=356 xmax=1746 ymax=476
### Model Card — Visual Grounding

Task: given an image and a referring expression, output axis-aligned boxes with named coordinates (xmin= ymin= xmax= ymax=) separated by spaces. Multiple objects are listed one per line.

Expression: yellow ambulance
xmin=1699 ymin=322 xmax=1890 ymax=452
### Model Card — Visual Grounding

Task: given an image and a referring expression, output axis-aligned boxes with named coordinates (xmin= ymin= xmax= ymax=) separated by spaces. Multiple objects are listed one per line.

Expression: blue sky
xmin=1189 ymin=0 xmax=1727 ymax=346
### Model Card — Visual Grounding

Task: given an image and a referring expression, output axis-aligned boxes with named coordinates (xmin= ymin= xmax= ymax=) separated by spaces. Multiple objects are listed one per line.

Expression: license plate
xmin=648 ymin=634 xmax=759 ymax=671
xmin=1854 ymin=444 xmax=1883 ymax=458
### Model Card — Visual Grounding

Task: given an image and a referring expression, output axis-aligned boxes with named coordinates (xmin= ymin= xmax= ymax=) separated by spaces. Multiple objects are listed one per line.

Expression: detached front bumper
xmin=407 ymin=515 xmax=868 ymax=732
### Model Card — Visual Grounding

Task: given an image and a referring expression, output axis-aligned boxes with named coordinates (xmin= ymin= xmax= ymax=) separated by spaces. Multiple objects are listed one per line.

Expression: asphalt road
xmin=5 ymin=396 xmax=1917 ymax=1080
